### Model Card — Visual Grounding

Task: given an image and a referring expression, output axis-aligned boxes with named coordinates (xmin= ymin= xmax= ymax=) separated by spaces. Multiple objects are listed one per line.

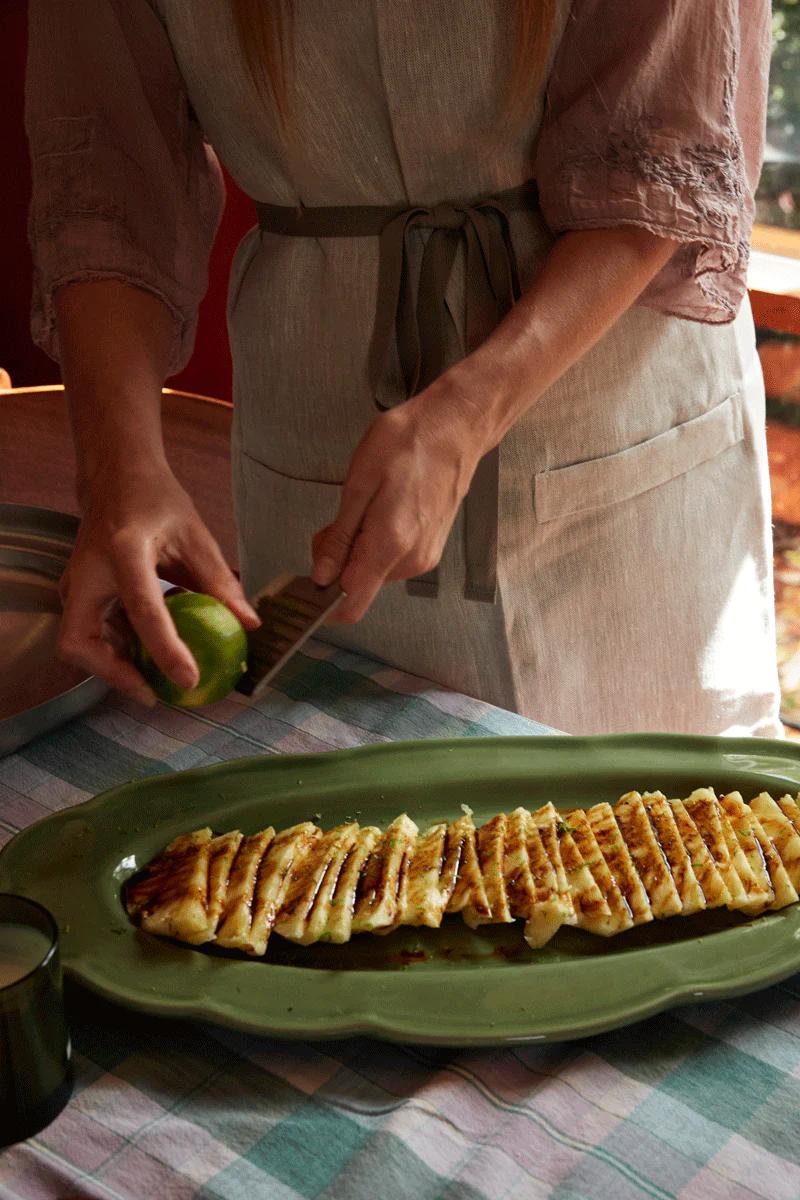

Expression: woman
xmin=25 ymin=0 xmax=781 ymax=736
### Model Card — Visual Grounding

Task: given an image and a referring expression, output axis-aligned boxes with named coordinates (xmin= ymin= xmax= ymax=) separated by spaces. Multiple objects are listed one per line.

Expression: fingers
xmin=335 ymin=531 xmax=399 ymax=622
xmin=182 ymin=527 xmax=260 ymax=630
xmin=112 ymin=537 xmax=200 ymax=690
xmin=63 ymin=630 xmax=157 ymax=707
xmin=334 ymin=490 xmax=417 ymax=622
xmin=336 ymin=541 xmax=442 ymax=622
xmin=312 ymin=478 xmax=377 ymax=587
xmin=58 ymin=569 xmax=157 ymax=705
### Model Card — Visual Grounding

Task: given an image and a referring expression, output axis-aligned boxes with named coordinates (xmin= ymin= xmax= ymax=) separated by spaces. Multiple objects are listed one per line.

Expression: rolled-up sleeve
xmin=25 ymin=0 xmax=225 ymax=372
xmin=536 ymin=0 xmax=771 ymax=324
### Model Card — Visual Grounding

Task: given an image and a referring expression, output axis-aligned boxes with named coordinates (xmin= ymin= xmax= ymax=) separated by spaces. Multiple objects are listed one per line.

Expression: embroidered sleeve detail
xmin=536 ymin=0 xmax=771 ymax=326
xmin=25 ymin=0 xmax=225 ymax=372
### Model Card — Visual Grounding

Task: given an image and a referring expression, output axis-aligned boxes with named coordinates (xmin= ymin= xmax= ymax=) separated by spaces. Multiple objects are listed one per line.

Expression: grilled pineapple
xmin=125 ymin=787 xmax=800 ymax=956
xmin=750 ymin=793 xmax=800 ymax=892
xmin=616 ymin=793 xmax=681 ymax=919
xmin=641 ymin=793 xmax=706 ymax=916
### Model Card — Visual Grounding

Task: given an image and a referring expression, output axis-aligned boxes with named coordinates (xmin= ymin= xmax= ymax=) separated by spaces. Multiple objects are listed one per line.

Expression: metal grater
xmin=236 ymin=574 xmax=344 ymax=700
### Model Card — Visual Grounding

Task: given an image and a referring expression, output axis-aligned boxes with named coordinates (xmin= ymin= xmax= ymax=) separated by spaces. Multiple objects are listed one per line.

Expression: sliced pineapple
xmin=463 ymin=813 xmax=514 ymax=928
xmin=642 ymin=792 xmax=705 ymax=916
xmin=750 ymin=818 xmax=798 ymax=911
xmin=588 ymin=800 xmax=653 ymax=925
xmin=248 ymin=821 xmax=321 ymax=955
xmin=669 ymin=799 xmax=731 ymax=909
xmin=326 ymin=826 xmax=381 ymax=943
xmin=502 ymin=807 xmax=537 ymax=920
xmin=523 ymin=811 xmax=572 ymax=948
xmin=445 ymin=813 xmax=491 ymax=922
xmin=749 ymin=793 xmax=800 ymax=890
xmin=204 ymin=831 xmax=244 ymax=937
xmin=127 ymin=784 xmax=800 ymax=960
xmin=554 ymin=822 xmax=617 ymax=936
xmin=274 ymin=822 xmax=360 ymax=945
xmin=683 ymin=789 xmax=749 ymax=909
xmin=399 ymin=821 xmax=449 ymax=927
xmin=216 ymin=828 xmax=275 ymax=951
xmin=531 ymin=803 xmax=574 ymax=921
xmin=614 ymin=793 xmax=681 ymax=919
xmin=718 ymin=792 xmax=775 ymax=913
xmin=351 ymin=814 xmax=417 ymax=933
xmin=566 ymin=809 xmax=633 ymax=935
xmin=126 ymin=827 xmax=219 ymax=945
xmin=778 ymin=794 xmax=800 ymax=839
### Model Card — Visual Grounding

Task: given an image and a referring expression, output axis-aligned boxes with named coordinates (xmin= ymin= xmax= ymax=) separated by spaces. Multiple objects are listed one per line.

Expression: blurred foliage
xmin=769 ymin=0 xmax=800 ymax=148
xmin=758 ymin=0 xmax=800 ymax=228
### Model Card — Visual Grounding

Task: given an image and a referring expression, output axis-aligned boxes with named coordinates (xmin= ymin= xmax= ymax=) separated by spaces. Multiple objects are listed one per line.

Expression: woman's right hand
xmin=58 ymin=462 xmax=259 ymax=704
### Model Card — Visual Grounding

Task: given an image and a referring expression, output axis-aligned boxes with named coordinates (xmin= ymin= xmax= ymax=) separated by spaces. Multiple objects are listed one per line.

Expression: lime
xmin=131 ymin=592 xmax=248 ymax=708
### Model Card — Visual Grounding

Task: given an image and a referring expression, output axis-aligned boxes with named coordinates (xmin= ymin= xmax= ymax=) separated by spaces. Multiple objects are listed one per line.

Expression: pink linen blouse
xmin=25 ymin=0 xmax=771 ymax=374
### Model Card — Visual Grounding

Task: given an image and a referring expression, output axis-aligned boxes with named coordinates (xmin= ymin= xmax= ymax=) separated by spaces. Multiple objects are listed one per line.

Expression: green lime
xmin=131 ymin=592 xmax=248 ymax=708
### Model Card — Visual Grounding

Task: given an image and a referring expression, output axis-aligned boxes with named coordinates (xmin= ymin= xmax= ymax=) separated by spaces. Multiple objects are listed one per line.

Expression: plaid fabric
xmin=0 ymin=641 xmax=797 ymax=1200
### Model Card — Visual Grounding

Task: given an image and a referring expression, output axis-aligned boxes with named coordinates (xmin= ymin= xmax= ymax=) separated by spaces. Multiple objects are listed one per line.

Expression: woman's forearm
xmin=313 ymin=225 xmax=679 ymax=618
xmin=54 ymin=280 xmax=176 ymax=504
xmin=440 ymin=226 xmax=679 ymax=450
xmin=52 ymin=278 xmax=258 ymax=700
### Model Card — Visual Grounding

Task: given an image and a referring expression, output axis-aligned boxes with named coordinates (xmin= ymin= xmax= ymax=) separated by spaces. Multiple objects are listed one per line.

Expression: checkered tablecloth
xmin=1 ymin=641 xmax=799 ymax=1200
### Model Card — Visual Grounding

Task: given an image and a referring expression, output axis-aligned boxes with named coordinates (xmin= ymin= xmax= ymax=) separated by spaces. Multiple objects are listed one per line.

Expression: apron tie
xmin=254 ymin=180 xmax=538 ymax=603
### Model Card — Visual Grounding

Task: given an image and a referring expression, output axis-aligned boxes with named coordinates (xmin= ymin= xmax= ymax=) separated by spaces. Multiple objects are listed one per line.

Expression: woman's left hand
xmin=311 ymin=370 xmax=488 ymax=623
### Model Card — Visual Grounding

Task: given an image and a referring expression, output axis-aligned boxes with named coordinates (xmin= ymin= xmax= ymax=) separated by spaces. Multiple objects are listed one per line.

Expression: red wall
xmin=1 ymin=1 xmax=252 ymax=401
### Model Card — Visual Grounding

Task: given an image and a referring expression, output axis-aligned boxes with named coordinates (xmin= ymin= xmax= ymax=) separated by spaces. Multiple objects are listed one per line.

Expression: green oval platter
xmin=2 ymin=733 xmax=800 ymax=1045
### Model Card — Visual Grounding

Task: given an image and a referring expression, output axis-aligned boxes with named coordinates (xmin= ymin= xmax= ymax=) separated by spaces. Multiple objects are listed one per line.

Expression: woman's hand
xmin=316 ymin=225 xmax=677 ymax=624
xmin=311 ymin=370 xmax=488 ymax=622
xmin=58 ymin=462 xmax=259 ymax=704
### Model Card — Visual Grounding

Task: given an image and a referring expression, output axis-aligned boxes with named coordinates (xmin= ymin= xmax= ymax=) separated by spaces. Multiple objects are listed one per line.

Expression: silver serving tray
xmin=0 ymin=504 xmax=107 ymax=758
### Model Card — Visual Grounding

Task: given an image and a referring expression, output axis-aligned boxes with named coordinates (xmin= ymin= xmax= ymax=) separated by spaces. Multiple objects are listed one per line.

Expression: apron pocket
xmin=533 ymin=391 xmax=744 ymax=523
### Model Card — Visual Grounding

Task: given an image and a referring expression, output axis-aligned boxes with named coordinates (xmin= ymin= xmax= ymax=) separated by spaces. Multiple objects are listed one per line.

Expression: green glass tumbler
xmin=0 ymin=894 xmax=72 ymax=1146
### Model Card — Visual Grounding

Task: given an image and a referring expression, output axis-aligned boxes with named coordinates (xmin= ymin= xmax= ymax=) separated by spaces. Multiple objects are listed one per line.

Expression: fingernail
xmin=314 ymin=557 xmax=337 ymax=586
xmin=133 ymin=687 xmax=157 ymax=708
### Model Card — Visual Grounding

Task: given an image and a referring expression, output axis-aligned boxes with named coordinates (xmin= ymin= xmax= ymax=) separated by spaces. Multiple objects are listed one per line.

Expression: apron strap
xmin=255 ymin=181 xmax=538 ymax=603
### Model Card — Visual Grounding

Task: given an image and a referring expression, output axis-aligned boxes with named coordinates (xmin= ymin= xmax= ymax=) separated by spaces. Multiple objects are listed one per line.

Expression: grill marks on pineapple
xmin=718 ymin=792 xmax=775 ymax=913
xmin=216 ymin=828 xmax=275 ymax=952
xmin=125 ymin=828 xmax=217 ymax=945
xmin=351 ymin=815 xmax=417 ymax=934
xmin=641 ymin=793 xmax=706 ymax=916
xmin=125 ymin=788 xmax=800 ymax=955
xmin=398 ymin=821 xmax=449 ymax=927
xmin=274 ymin=823 xmax=359 ymax=945
xmin=567 ymin=809 xmax=634 ymax=935
xmin=615 ymin=793 xmax=681 ymax=919
xmin=445 ymin=814 xmax=491 ymax=921
xmin=669 ymin=799 xmax=731 ymax=909
xmin=248 ymin=822 xmax=321 ymax=955
xmin=683 ymin=789 xmax=747 ymax=909
xmin=465 ymin=814 xmax=512 ymax=927
xmin=750 ymin=793 xmax=800 ymax=891
xmin=326 ymin=826 xmax=381 ymax=944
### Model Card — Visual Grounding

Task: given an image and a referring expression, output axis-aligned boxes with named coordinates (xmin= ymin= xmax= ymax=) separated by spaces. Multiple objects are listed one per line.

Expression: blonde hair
xmin=232 ymin=0 xmax=557 ymax=138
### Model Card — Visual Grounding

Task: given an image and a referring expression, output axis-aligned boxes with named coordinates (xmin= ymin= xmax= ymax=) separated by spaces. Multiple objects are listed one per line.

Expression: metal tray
xmin=0 ymin=504 xmax=107 ymax=757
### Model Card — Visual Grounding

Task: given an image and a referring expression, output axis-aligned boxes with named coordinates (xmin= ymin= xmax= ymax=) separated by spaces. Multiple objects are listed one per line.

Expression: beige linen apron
xmin=161 ymin=0 xmax=782 ymax=736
